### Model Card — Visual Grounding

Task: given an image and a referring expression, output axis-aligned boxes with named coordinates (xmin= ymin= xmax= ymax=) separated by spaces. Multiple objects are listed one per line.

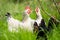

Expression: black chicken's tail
xmin=47 ymin=17 xmax=59 ymax=32
xmin=47 ymin=17 xmax=54 ymax=32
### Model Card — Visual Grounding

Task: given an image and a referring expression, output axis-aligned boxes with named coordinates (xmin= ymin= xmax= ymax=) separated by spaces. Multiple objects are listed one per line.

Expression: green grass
xmin=0 ymin=0 xmax=60 ymax=40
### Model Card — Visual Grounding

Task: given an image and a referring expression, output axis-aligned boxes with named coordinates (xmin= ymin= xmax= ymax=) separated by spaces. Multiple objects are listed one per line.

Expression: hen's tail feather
xmin=47 ymin=17 xmax=53 ymax=32
xmin=47 ymin=17 xmax=59 ymax=32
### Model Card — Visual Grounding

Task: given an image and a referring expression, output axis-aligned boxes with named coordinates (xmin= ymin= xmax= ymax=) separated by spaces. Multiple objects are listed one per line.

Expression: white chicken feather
xmin=6 ymin=6 xmax=35 ymax=32
xmin=22 ymin=6 xmax=35 ymax=32
xmin=6 ymin=13 xmax=23 ymax=32
xmin=35 ymin=7 xmax=42 ymax=26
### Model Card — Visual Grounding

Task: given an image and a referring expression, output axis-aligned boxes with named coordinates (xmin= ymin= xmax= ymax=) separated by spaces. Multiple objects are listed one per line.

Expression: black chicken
xmin=33 ymin=17 xmax=59 ymax=40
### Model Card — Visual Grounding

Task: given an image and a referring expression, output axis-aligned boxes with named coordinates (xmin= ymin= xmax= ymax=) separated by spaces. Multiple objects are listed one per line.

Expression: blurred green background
xmin=0 ymin=0 xmax=60 ymax=40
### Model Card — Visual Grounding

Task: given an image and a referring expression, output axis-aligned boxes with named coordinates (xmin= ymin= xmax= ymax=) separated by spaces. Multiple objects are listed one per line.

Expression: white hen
xmin=6 ymin=6 xmax=35 ymax=32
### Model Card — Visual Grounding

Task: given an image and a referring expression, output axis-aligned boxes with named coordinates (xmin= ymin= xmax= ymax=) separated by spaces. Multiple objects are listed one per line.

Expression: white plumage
xmin=35 ymin=7 xmax=42 ymax=26
xmin=22 ymin=6 xmax=35 ymax=32
xmin=6 ymin=6 xmax=35 ymax=32
xmin=6 ymin=13 xmax=23 ymax=32
xmin=22 ymin=17 xmax=34 ymax=32
xmin=6 ymin=7 xmax=42 ymax=32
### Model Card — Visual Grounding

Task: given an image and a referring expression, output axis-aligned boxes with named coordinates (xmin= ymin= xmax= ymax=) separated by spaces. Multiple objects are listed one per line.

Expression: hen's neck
xmin=37 ymin=12 xmax=42 ymax=19
xmin=22 ymin=14 xmax=30 ymax=22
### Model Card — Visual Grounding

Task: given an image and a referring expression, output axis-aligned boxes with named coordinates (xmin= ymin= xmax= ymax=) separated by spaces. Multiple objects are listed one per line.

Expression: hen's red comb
xmin=35 ymin=7 xmax=39 ymax=12
xmin=25 ymin=6 xmax=31 ymax=10
xmin=25 ymin=6 xmax=31 ymax=14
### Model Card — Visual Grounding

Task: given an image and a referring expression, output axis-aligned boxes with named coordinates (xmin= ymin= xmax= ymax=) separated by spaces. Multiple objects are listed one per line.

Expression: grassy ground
xmin=0 ymin=0 xmax=60 ymax=40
